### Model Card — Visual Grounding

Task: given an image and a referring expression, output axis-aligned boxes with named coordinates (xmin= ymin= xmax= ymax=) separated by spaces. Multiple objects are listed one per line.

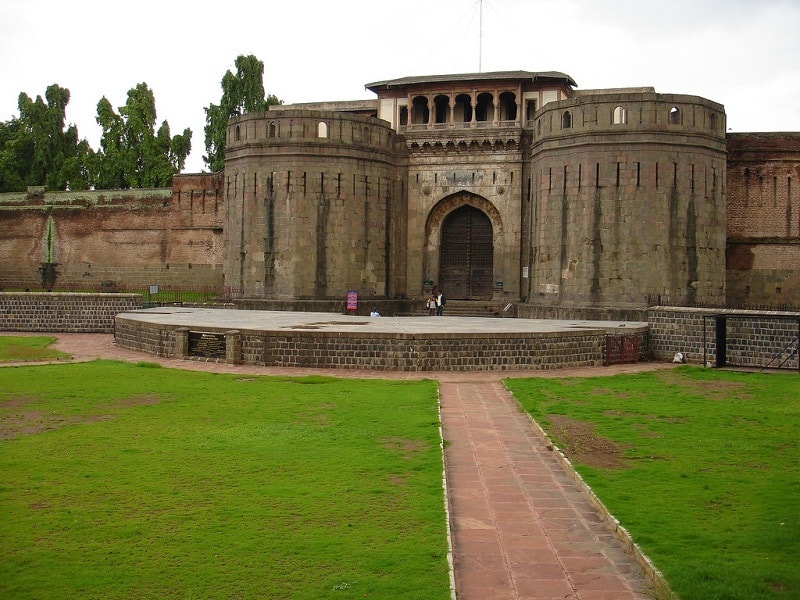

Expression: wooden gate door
xmin=439 ymin=206 xmax=493 ymax=299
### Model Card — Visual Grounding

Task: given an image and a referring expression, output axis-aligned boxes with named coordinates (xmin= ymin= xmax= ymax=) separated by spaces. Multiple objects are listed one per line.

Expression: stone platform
xmin=115 ymin=307 xmax=648 ymax=372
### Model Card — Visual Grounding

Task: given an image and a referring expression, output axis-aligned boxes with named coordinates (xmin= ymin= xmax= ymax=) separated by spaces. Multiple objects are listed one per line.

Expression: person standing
xmin=436 ymin=290 xmax=445 ymax=316
xmin=427 ymin=294 xmax=437 ymax=315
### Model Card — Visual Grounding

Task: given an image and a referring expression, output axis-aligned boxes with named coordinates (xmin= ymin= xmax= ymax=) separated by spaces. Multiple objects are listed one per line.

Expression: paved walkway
xmin=4 ymin=333 xmax=668 ymax=599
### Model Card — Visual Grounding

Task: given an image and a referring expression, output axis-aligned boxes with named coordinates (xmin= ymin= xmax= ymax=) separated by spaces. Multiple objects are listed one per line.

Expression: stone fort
xmin=1 ymin=70 xmax=798 ymax=313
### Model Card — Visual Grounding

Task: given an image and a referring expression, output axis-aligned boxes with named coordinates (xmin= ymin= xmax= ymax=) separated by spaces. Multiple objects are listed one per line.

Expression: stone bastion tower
xmin=223 ymin=109 xmax=406 ymax=299
xmin=527 ymin=90 xmax=728 ymax=309
xmin=222 ymin=71 xmax=729 ymax=311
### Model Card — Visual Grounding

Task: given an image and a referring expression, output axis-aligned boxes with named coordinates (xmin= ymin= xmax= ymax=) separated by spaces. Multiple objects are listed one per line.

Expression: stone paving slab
xmin=2 ymin=333 xmax=669 ymax=599
xmin=117 ymin=307 xmax=648 ymax=335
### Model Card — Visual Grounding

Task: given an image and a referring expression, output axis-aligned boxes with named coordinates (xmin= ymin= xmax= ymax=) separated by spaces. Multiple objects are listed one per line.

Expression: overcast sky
xmin=2 ymin=0 xmax=799 ymax=173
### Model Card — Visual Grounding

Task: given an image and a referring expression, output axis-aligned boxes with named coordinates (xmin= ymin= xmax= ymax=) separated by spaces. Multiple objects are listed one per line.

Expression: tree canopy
xmin=0 ymin=53 xmax=278 ymax=191
xmin=95 ymin=83 xmax=191 ymax=189
xmin=203 ymin=54 xmax=281 ymax=172
xmin=0 ymin=84 xmax=94 ymax=192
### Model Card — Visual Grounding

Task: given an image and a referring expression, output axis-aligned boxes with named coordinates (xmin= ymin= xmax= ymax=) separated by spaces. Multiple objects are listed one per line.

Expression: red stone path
xmin=3 ymin=333 xmax=673 ymax=599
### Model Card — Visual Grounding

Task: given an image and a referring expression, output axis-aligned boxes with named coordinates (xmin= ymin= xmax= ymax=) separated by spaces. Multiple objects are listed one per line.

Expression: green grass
xmin=0 ymin=335 xmax=70 ymax=362
xmin=505 ymin=366 xmax=800 ymax=600
xmin=0 ymin=361 xmax=450 ymax=599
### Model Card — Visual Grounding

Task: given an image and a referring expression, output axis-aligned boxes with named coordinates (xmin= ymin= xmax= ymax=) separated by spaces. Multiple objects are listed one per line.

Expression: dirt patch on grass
xmin=0 ymin=410 xmax=114 ymax=439
xmin=546 ymin=414 xmax=630 ymax=469
xmin=381 ymin=437 xmax=426 ymax=459
xmin=656 ymin=370 xmax=751 ymax=400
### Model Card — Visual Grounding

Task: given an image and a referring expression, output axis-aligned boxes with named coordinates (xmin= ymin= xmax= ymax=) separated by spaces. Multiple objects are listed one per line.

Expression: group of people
xmin=426 ymin=290 xmax=445 ymax=316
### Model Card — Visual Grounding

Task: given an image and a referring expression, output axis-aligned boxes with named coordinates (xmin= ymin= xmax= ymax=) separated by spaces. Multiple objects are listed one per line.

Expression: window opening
xmin=669 ymin=106 xmax=681 ymax=125
xmin=475 ymin=92 xmax=494 ymax=122
xmin=562 ymin=111 xmax=572 ymax=129
xmin=411 ymin=96 xmax=429 ymax=125
xmin=317 ymin=122 xmax=328 ymax=138
xmin=268 ymin=122 xmax=276 ymax=137
xmin=498 ymin=91 xmax=517 ymax=121
xmin=454 ymin=94 xmax=473 ymax=123
xmin=613 ymin=105 xmax=627 ymax=124
xmin=399 ymin=106 xmax=408 ymax=126
xmin=525 ymin=99 xmax=537 ymax=122
xmin=434 ymin=95 xmax=450 ymax=124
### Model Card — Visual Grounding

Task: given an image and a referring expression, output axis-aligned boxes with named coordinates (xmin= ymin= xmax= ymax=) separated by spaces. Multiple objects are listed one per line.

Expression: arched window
xmin=235 ymin=125 xmax=241 ymax=141
xmin=562 ymin=111 xmax=572 ymax=129
xmin=709 ymin=112 xmax=717 ymax=131
xmin=476 ymin=92 xmax=494 ymax=122
xmin=411 ymin=96 xmax=429 ymax=125
xmin=434 ymin=95 xmax=450 ymax=124
xmin=613 ymin=106 xmax=627 ymax=125
xmin=317 ymin=121 xmax=328 ymax=138
xmin=454 ymin=94 xmax=473 ymax=123
xmin=268 ymin=122 xmax=276 ymax=138
xmin=498 ymin=91 xmax=517 ymax=121
xmin=669 ymin=106 xmax=681 ymax=125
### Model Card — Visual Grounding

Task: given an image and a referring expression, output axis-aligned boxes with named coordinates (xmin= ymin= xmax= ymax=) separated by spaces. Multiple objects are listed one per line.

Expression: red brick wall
xmin=726 ymin=133 xmax=800 ymax=306
xmin=0 ymin=173 xmax=225 ymax=291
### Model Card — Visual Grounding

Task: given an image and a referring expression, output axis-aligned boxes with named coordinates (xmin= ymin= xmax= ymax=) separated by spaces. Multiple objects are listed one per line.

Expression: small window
xmin=669 ymin=106 xmax=681 ymax=125
xmin=268 ymin=122 xmax=276 ymax=138
xmin=317 ymin=121 xmax=328 ymax=138
xmin=562 ymin=111 xmax=572 ymax=129
xmin=613 ymin=105 xmax=627 ymax=125
xmin=363 ymin=127 xmax=370 ymax=143
xmin=709 ymin=113 xmax=717 ymax=131
xmin=235 ymin=125 xmax=241 ymax=141
xmin=525 ymin=99 xmax=537 ymax=122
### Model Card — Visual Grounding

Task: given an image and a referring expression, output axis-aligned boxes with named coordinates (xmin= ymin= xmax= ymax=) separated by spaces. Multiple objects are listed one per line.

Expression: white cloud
xmin=1 ymin=0 xmax=799 ymax=172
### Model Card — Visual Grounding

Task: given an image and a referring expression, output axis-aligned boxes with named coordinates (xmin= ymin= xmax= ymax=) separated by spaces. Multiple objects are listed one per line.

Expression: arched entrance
xmin=439 ymin=205 xmax=493 ymax=299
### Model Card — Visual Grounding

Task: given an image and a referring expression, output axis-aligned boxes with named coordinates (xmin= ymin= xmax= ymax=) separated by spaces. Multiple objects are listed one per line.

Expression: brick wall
xmin=0 ymin=174 xmax=225 ymax=292
xmin=0 ymin=292 xmax=142 ymax=333
xmin=726 ymin=133 xmax=800 ymax=307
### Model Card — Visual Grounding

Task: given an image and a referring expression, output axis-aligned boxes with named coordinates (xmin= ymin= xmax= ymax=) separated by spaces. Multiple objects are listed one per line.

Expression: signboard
xmin=188 ymin=331 xmax=226 ymax=359
xmin=346 ymin=290 xmax=358 ymax=312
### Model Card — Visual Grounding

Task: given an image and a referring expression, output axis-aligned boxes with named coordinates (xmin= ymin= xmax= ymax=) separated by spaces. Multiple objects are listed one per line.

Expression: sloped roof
xmin=365 ymin=70 xmax=577 ymax=91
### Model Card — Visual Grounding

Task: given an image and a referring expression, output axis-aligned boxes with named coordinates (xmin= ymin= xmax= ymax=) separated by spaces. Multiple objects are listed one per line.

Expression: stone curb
xmin=506 ymin=388 xmax=678 ymax=600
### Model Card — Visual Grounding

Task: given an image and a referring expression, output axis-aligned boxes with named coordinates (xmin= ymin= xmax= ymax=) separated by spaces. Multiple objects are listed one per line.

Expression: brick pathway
xmin=4 ymin=333 xmax=667 ymax=599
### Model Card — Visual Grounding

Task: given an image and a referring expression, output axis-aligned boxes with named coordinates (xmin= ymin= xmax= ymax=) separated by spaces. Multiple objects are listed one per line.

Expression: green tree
xmin=0 ymin=84 xmax=93 ymax=192
xmin=203 ymin=54 xmax=281 ymax=172
xmin=95 ymin=83 xmax=191 ymax=189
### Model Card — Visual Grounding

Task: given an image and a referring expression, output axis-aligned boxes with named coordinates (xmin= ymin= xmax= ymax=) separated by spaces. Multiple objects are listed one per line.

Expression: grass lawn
xmin=506 ymin=366 xmax=800 ymax=600
xmin=0 ymin=335 xmax=70 ymax=362
xmin=0 ymin=361 xmax=450 ymax=599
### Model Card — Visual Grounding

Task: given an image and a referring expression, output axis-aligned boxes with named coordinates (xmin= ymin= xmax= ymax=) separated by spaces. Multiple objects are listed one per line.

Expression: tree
xmin=0 ymin=84 xmax=93 ymax=192
xmin=94 ymin=82 xmax=191 ymax=189
xmin=203 ymin=55 xmax=281 ymax=172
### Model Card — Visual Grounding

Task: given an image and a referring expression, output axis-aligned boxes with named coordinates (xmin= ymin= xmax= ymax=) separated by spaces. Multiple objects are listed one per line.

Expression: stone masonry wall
xmin=648 ymin=306 xmax=799 ymax=369
xmin=528 ymin=92 xmax=728 ymax=308
xmin=0 ymin=292 xmax=142 ymax=333
xmin=223 ymin=109 xmax=404 ymax=300
xmin=114 ymin=315 xmax=606 ymax=371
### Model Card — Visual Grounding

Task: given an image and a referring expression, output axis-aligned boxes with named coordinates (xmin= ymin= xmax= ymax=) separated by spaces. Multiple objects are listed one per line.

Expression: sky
xmin=2 ymin=0 xmax=799 ymax=174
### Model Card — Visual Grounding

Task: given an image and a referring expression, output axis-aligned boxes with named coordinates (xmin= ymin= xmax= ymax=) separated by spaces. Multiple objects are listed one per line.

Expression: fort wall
xmin=0 ymin=174 xmax=225 ymax=291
